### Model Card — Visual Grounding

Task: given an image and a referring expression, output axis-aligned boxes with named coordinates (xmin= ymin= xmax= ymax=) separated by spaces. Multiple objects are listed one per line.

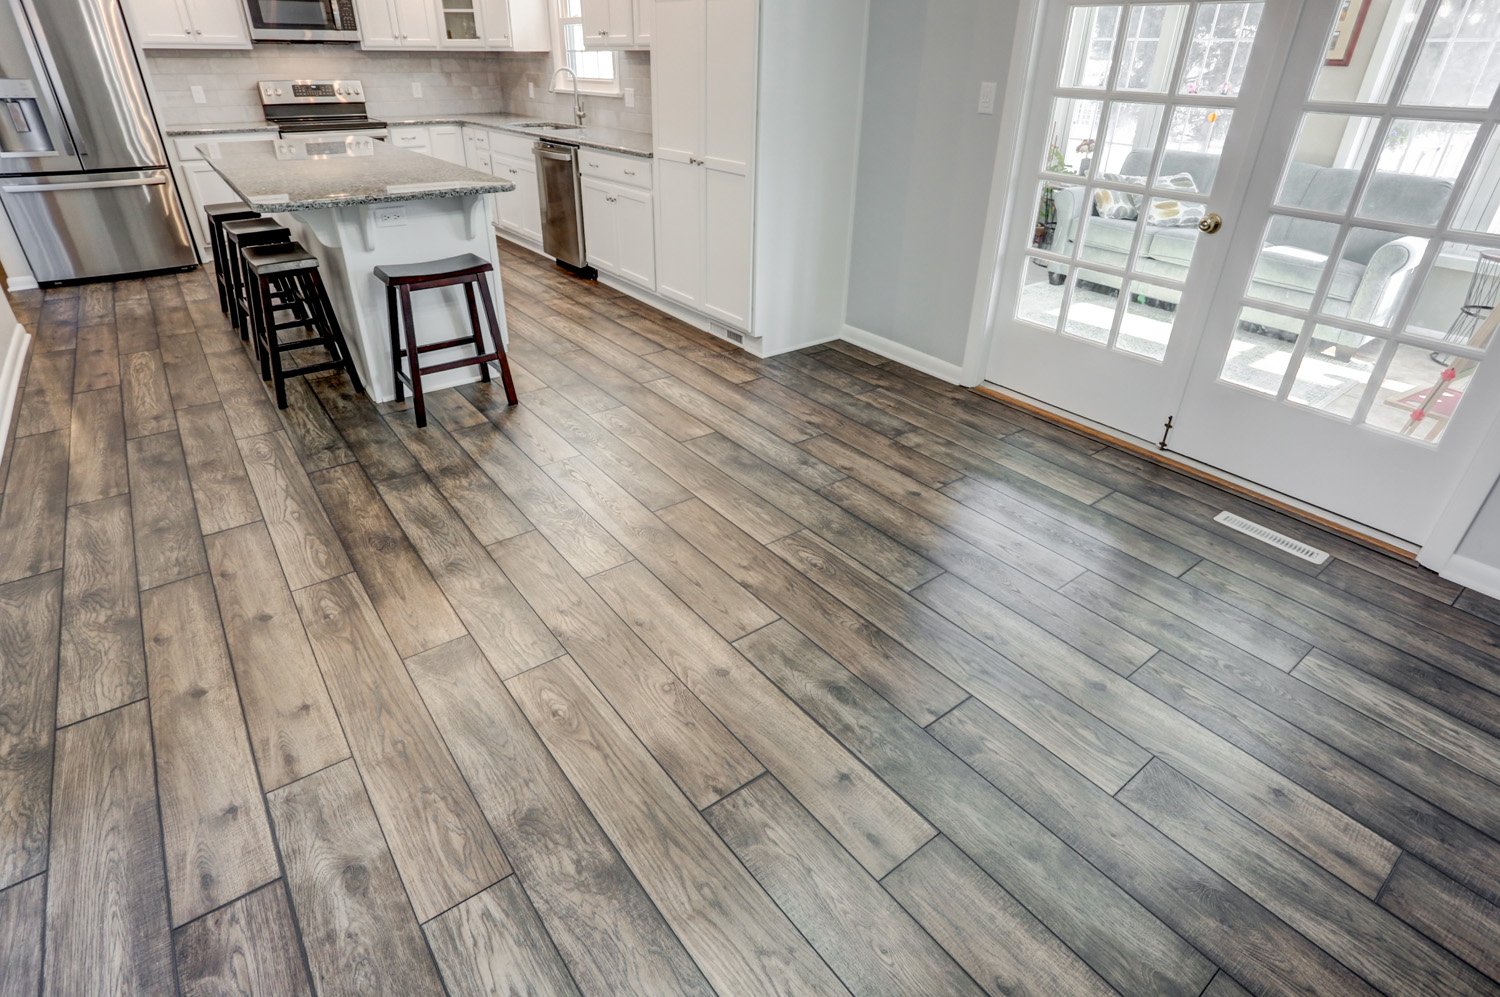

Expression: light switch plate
xmin=191 ymin=85 xmax=206 ymax=105
xmin=978 ymin=81 xmax=997 ymax=115
xmin=624 ymin=87 xmax=635 ymax=108
xmin=373 ymin=204 xmax=407 ymax=227
xmin=411 ymin=81 xmax=423 ymax=98
xmin=528 ymin=81 xmax=536 ymax=99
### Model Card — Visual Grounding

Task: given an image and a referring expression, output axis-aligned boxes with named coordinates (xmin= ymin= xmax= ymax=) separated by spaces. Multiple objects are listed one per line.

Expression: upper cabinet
xmin=357 ymin=0 xmax=548 ymax=49
xmin=581 ymin=0 xmax=650 ymax=48
xmin=123 ymin=0 xmax=252 ymax=48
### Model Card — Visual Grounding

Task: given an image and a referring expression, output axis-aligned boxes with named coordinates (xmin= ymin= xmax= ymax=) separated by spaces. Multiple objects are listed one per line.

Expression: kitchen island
xmin=198 ymin=134 xmax=515 ymax=402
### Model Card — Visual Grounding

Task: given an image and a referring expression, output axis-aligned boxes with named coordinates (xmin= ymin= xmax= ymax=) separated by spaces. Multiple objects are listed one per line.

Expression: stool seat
xmin=374 ymin=253 xmax=491 ymax=286
xmin=205 ymin=201 xmax=257 ymax=220
xmin=223 ymin=216 xmax=290 ymax=239
xmin=242 ymin=243 xmax=319 ymax=275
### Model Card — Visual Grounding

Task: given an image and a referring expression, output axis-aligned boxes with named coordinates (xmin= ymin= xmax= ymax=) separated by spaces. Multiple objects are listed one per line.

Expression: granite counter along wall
xmin=144 ymin=47 xmax=651 ymax=134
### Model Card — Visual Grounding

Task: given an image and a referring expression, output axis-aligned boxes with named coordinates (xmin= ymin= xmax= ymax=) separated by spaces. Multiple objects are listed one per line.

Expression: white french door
xmin=987 ymin=0 xmax=1299 ymax=443
xmin=1170 ymin=0 xmax=1500 ymax=544
xmin=989 ymin=0 xmax=1500 ymax=545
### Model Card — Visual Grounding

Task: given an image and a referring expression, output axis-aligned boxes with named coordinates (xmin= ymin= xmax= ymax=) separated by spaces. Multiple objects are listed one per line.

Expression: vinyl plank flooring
xmin=646 ymin=348 xmax=817 ymax=442
xmin=311 ymin=463 xmax=466 ymax=658
xmin=706 ymin=775 xmax=974 ymax=996
xmin=292 ymin=574 xmax=509 ymax=922
xmin=509 ymin=655 xmax=851 ymax=996
xmin=204 ymin=523 xmax=348 ymax=792
xmin=546 ymin=296 xmax=665 ymax=356
xmin=0 ymin=430 xmax=68 ymax=585
xmin=894 ymin=424 xmax=1111 ymax=507
xmin=176 ymin=404 xmax=262 ymax=536
xmin=381 ymin=402 xmax=532 ymax=544
xmin=142 ymin=575 xmax=279 ymax=926
xmin=1320 ymin=558 xmax=1500 ymax=659
xmin=172 ymin=881 xmax=312 ymax=997
xmin=238 ymin=432 xmax=351 ymax=591
xmin=592 ymin=561 xmax=933 ymax=877
xmin=452 ymin=425 xmax=630 ymax=577
xmin=0 ymin=875 xmax=45 ymax=996
xmin=883 ymin=836 xmax=1113 ymax=997
xmin=1119 ymin=758 xmax=1493 ymax=995
xmin=309 ymin=375 xmax=420 ymax=482
xmin=492 ymin=530 xmax=761 ymax=807
xmin=277 ymin=376 xmax=356 ymax=472
xmin=266 ymin=760 xmax=445 ymax=994
xmin=58 ymin=496 xmax=145 ymax=727
xmin=44 ymin=702 xmax=173 ymax=996
xmin=121 ymin=351 xmax=176 ymax=439
xmin=1456 ymin=587 xmax=1500 ymax=627
xmin=0 ymin=573 xmax=61 ymax=890
xmin=34 ymin=294 xmax=79 ymax=353
xmin=72 ymin=325 xmax=120 ymax=394
xmin=687 ymin=432 xmax=941 ymax=593
xmin=425 ymin=878 xmax=582 ymax=997
xmin=929 ymin=698 xmax=1375 ymax=996
xmin=205 ymin=350 xmax=282 ymax=439
xmin=159 ymin=332 xmax=219 ymax=410
xmin=408 ymin=636 xmax=713 ymax=996
xmin=593 ymin=406 xmax=799 ymax=544
xmin=1379 ymin=856 xmax=1500 ymax=982
xmin=16 ymin=352 xmax=73 ymax=438
xmin=78 ymin=282 xmax=113 ymax=324
xmin=377 ymin=472 xmax=562 ymax=677
xmin=772 ymin=530 xmax=1152 ymax=794
xmin=66 ymin=387 xmax=127 ymax=506
xmin=547 ymin=455 xmax=777 ymax=641
xmin=737 ymin=620 xmax=1214 ymax=996
xmin=662 ymin=498 xmax=967 ymax=726
xmin=462 ymin=381 xmax=580 ymax=465
xmin=113 ymin=294 xmax=158 ymax=355
xmin=126 ymin=431 xmax=208 ymax=591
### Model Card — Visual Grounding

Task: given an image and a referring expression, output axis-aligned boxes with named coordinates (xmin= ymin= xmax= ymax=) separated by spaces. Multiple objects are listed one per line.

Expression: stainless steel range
xmin=259 ymin=79 xmax=388 ymax=141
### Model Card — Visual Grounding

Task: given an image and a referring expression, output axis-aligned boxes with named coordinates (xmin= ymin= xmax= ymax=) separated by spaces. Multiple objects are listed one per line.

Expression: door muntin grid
xmin=1018 ymin=2 xmax=1263 ymax=364
xmin=1212 ymin=0 xmax=1500 ymax=445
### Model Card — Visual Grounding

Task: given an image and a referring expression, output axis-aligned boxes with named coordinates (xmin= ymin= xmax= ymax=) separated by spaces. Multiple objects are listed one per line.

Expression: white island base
xmin=273 ymin=193 xmax=507 ymax=404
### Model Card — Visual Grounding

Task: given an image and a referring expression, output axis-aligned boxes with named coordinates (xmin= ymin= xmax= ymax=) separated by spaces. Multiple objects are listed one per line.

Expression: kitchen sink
xmin=514 ymin=121 xmax=583 ymax=131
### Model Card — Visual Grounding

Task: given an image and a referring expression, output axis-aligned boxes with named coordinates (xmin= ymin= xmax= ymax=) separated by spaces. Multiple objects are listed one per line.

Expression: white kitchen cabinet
xmin=580 ymin=178 xmax=617 ymax=275
xmin=357 ymin=0 xmax=438 ymax=48
xmin=124 ymin=0 xmax=251 ymax=48
xmin=480 ymin=0 xmax=552 ymax=49
xmin=181 ymin=160 xmax=240 ymax=254
xmin=491 ymin=153 xmax=543 ymax=245
xmin=581 ymin=0 xmax=632 ymax=46
xmin=388 ymin=126 xmax=432 ymax=155
xmin=429 ymin=125 xmax=467 ymax=165
xmin=650 ymin=0 xmax=754 ymax=328
xmin=582 ymin=177 xmax=655 ymax=289
xmin=632 ymin=0 xmax=653 ymax=44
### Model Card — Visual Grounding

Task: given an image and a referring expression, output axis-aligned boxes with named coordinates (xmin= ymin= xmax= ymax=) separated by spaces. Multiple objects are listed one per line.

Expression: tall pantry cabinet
xmin=648 ymin=0 xmax=869 ymax=356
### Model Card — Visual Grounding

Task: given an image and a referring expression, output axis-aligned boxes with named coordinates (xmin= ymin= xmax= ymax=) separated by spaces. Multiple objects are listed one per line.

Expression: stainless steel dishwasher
xmin=533 ymin=140 xmax=591 ymax=273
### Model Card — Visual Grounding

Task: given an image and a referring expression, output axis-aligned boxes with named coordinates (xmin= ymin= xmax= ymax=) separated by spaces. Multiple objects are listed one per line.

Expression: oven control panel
xmin=258 ymin=79 xmax=365 ymax=104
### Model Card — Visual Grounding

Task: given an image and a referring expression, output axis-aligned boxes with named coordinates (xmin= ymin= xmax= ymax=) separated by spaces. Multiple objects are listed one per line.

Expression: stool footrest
xmin=419 ymin=353 xmax=504 ymax=376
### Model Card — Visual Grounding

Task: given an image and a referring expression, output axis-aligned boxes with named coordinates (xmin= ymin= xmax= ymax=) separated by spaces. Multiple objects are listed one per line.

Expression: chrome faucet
xmin=551 ymin=67 xmax=587 ymax=127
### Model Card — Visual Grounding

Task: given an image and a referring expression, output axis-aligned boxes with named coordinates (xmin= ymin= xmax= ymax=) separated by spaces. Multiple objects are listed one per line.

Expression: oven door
xmin=245 ymin=0 xmax=358 ymax=42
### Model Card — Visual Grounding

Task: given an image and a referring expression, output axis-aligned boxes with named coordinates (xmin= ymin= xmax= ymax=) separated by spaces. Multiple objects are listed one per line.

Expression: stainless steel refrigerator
xmin=0 ymin=0 xmax=195 ymax=283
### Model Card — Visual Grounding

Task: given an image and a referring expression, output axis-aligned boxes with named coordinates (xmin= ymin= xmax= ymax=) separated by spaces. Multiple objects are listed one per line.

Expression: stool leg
xmin=247 ymin=264 xmax=273 ymax=382
xmin=399 ymin=286 xmax=426 ymax=427
xmin=475 ymin=274 xmax=518 ymax=406
xmin=257 ymin=274 xmax=290 ymax=409
xmin=462 ymin=281 xmax=491 ymax=384
xmin=210 ymin=221 xmax=230 ymax=314
xmin=227 ymin=239 xmax=244 ymax=334
xmin=307 ymin=268 xmax=363 ymax=395
xmin=385 ymin=284 xmax=403 ymax=404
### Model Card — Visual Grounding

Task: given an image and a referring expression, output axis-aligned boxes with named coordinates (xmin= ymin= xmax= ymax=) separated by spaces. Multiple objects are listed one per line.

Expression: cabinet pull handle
xmin=624 ymin=169 xmax=635 ymax=175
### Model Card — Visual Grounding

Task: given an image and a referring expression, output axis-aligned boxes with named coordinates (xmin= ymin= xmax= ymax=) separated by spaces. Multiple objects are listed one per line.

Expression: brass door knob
xmin=1198 ymin=212 xmax=1223 ymax=234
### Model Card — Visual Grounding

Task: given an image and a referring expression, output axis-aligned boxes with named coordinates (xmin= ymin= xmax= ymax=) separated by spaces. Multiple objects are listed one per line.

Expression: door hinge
xmin=1158 ymin=414 xmax=1174 ymax=450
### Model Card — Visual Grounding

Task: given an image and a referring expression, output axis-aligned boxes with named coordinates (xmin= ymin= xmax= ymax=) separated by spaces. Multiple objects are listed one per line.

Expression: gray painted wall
xmin=1456 ymin=480 xmax=1500 ymax=578
xmin=844 ymin=0 xmax=1017 ymax=369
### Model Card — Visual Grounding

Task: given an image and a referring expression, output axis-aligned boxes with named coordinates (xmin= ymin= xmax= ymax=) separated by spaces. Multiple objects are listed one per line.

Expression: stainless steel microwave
xmin=244 ymin=0 xmax=359 ymax=42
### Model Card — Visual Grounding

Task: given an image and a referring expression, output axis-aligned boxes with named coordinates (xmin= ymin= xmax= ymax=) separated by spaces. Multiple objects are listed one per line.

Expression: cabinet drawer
xmin=463 ymin=127 xmax=490 ymax=151
xmin=489 ymin=130 xmax=536 ymax=161
xmin=578 ymin=149 xmax=650 ymax=189
xmin=389 ymin=127 xmax=429 ymax=149
xmin=491 ymin=153 xmax=532 ymax=184
xmin=173 ymin=132 xmax=273 ymax=162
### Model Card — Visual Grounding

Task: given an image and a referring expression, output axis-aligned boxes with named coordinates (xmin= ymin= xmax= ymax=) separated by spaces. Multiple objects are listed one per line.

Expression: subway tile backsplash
xmin=144 ymin=46 xmax=651 ymax=135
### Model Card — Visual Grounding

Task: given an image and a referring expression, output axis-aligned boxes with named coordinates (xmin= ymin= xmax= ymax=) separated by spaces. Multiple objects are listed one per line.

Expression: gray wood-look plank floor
xmin=3 ymin=240 xmax=1500 ymax=995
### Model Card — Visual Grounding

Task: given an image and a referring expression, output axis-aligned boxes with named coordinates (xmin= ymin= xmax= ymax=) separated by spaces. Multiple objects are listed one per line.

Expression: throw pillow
xmin=1093 ymin=173 xmax=1146 ymax=220
xmin=1147 ymin=172 xmax=1206 ymax=227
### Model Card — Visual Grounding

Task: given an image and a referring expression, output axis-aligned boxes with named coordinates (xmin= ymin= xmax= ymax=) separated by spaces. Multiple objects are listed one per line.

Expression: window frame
xmin=551 ymin=0 xmax=621 ymax=98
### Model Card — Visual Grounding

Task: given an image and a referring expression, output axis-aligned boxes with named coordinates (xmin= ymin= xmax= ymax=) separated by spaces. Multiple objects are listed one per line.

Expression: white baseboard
xmin=6 ymin=276 xmax=37 ymax=293
xmin=0 ymin=321 xmax=32 ymax=451
xmin=1439 ymin=554 xmax=1500 ymax=601
xmin=840 ymin=324 xmax=966 ymax=384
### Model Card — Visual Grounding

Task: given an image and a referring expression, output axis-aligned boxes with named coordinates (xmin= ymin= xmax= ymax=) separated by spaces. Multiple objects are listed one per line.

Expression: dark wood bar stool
xmin=242 ymin=241 xmax=364 ymax=409
xmin=222 ymin=217 xmax=291 ymax=336
xmin=203 ymin=202 xmax=259 ymax=314
xmin=374 ymin=253 xmax=517 ymax=428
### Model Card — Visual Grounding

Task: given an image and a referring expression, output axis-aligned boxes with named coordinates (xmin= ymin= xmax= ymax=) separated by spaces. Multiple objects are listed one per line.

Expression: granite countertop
xmin=164 ymin=124 xmax=280 ymax=137
xmin=386 ymin=112 xmax=654 ymax=158
xmin=196 ymin=134 xmax=515 ymax=211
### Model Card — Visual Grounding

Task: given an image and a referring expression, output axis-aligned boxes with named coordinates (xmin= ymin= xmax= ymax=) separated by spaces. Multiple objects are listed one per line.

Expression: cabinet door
xmin=356 ymin=0 xmax=404 ymax=46
xmin=513 ymin=162 xmax=543 ymax=243
xmin=388 ymin=127 xmax=431 ymax=154
xmin=702 ymin=168 xmax=751 ymax=329
xmin=182 ymin=161 xmax=239 ymax=254
xmin=650 ymin=0 xmax=703 ymax=163
xmin=632 ymin=0 xmax=652 ymax=45
xmin=580 ymin=177 xmax=618 ymax=275
xmin=183 ymin=0 xmax=253 ymax=47
xmin=654 ymin=158 xmax=703 ymax=307
xmin=479 ymin=0 xmax=512 ymax=46
xmin=581 ymin=0 xmax=631 ymax=46
xmin=123 ymin=0 xmax=194 ymax=46
xmin=703 ymin=0 xmax=754 ymax=175
xmin=614 ymin=184 xmax=655 ymax=289
xmin=395 ymin=0 xmax=439 ymax=45
xmin=429 ymin=125 xmax=467 ymax=165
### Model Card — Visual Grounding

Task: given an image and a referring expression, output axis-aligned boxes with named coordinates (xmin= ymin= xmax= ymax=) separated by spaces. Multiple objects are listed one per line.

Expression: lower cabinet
xmin=181 ymin=160 xmax=241 ymax=255
xmin=491 ymin=153 xmax=544 ymax=246
xmin=429 ymin=125 xmax=467 ymax=166
xmin=581 ymin=176 xmax=654 ymax=290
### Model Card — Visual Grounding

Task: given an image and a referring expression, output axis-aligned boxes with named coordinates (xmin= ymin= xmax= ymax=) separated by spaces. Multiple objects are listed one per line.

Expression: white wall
xmin=1449 ymin=480 xmax=1500 ymax=597
xmin=843 ymin=0 xmax=1018 ymax=375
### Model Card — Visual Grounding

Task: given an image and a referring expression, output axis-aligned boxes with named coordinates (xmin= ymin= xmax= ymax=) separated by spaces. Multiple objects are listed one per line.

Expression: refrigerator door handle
xmin=2 ymin=174 xmax=166 ymax=193
xmin=14 ymin=0 xmax=86 ymax=157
